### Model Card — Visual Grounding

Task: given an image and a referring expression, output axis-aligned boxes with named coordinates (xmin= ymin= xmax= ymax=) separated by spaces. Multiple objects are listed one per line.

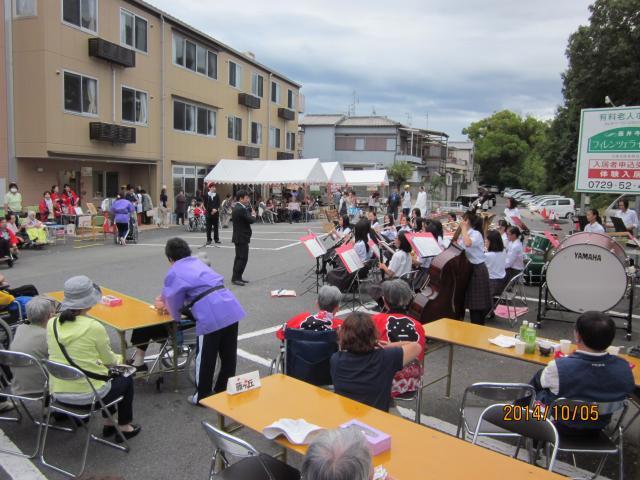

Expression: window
xmin=269 ymin=127 xmax=281 ymax=149
xmin=14 ymin=0 xmax=37 ymax=17
xmin=286 ymin=132 xmax=295 ymax=151
xmin=558 ymin=199 xmax=571 ymax=206
xmin=64 ymin=71 xmax=97 ymax=115
xmin=386 ymin=138 xmax=396 ymax=151
xmin=251 ymin=73 xmax=264 ymax=98
xmin=251 ymin=122 xmax=262 ymax=145
xmin=229 ymin=61 xmax=242 ymax=89
xmin=227 ymin=116 xmax=242 ymax=141
xmin=271 ymin=81 xmax=280 ymax=104
xmin=287 ymin=89 xmax=296 ymax=110
xmin=120 ymin=9 xmax=147 ymax=52
xmin=173 ymin=33 xmax=217 ymax=79
xmin=62 ymin=0 xmax=97 ymax=33
xmin=173 ymin=99 xmax=216 ymax=136
xmin=122 ymin=87 xmax=148 ymax=125
xmin=355 ymin=138 xmax=365 ymax=151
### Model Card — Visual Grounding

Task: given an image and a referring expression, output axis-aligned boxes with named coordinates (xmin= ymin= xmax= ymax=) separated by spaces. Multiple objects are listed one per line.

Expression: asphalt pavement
xmin=0 ymin=199 xmax=638 ymax=479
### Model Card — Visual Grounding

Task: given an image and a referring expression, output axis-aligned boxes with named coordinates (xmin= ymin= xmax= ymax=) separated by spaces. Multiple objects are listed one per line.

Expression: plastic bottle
xmin=525 ymin=323 xmax=537 ymax=354
xmin=518 ymin=321 xmax=528 ymax=341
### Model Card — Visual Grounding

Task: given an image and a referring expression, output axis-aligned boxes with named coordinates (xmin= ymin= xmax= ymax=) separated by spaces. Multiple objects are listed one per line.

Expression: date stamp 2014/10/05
xmin=502 ymin=404 xmax=599 ymax=422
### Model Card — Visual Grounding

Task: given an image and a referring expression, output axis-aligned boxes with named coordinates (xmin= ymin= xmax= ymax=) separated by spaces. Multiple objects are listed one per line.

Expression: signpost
xmin=575 ymin=106 xmax=640 ymax=194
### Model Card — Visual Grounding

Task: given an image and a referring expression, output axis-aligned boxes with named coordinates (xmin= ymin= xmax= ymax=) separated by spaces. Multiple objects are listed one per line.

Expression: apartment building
xmin=2 ymin=0 xmax=302 ymax=207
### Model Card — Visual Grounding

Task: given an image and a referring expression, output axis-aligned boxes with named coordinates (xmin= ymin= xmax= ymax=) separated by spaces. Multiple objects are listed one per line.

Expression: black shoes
xmin=240 ymin=279 xmax=249 ymax=284
xmin=232 ymin=280 xmax=245 ymax=286
xmin=215 ymin=240 xmax=222 ymax=244
xmin=103 ymin=424 xmax=142 ymax=442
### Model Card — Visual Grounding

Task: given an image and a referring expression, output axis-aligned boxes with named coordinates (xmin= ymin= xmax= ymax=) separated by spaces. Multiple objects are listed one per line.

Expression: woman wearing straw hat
xmin=47 ymin=276 xmax=141 ymax=441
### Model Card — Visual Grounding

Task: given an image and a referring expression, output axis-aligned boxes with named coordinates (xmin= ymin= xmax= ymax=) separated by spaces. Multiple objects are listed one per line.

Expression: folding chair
xmin=472 ymin=403 xmax=559 ymax=471
xmin=549 ymin=398 xmax=628 ymax=480
xmin=392 ymin=359 xmax=423 ymax=423
xmin=488 ymin=259 xmax=531 ymax=327
xmin=202 ymin=420 xmax=300 ymax=480
xmin=283 ymin=328 xmax=338 ymax=387
xmin=40 ymin=360 xmax=130 ymax=478
xmin=0 ymin=318 xmax=12 ymax=349
xmin=456 ymin=382 xmax=536 ymax=442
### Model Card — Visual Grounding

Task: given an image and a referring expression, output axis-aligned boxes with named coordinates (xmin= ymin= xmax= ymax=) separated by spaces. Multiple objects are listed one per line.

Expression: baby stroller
xmin=112 ymin=213 xmax=139 ymax=244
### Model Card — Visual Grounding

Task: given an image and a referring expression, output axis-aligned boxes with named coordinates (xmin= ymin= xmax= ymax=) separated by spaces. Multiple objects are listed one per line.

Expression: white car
xmin=532 ymin=197 xmax=575 ymax=218
xmin=512 ymin=191 xmax=533 ymax=201
xmin=526 ymin=195 xmax=563 ymax=208
xmin=504 ymin=189 xmax=525 ymax=198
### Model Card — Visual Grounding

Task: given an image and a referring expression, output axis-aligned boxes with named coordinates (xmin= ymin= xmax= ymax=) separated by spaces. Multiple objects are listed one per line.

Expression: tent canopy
xmin=204 ymin=158 xmax=328 ymax=185
xmin=343 ymin=169 xmax=389 ymax=187
xmin=321 ymin=162 xmax=347 ymax=185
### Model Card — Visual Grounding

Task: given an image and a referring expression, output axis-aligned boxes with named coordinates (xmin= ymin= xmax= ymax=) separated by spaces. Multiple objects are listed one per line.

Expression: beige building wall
xmin=0 ymin=1 xmax=8 ymax=189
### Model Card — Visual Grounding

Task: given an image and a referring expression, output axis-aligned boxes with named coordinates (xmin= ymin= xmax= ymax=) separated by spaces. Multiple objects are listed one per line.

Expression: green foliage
xmin=387 ymin=161 xmax=414 ymax=187
xmin=428 ymin=174 xmax=445 ymax=200
xmin=462 ymin=110 xmax=549 ymax=190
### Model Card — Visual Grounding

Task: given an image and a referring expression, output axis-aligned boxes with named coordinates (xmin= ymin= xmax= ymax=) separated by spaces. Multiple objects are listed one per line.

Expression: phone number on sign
xmin=503 ymin=404 xmax=599 ymax=422
xmin=587 ymin=181 xmax=634 ymax=190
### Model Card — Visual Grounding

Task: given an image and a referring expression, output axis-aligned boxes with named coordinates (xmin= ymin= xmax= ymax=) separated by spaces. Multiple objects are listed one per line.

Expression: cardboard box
xmin=340 ymin=420 xmax=391 ymax=456
xmin=101 ymin=295 xmax=123 ymax=307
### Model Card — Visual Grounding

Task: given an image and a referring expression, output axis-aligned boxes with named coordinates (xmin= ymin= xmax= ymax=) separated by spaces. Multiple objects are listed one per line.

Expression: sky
xmin=148 ymin=0 xmax=594 ymax=140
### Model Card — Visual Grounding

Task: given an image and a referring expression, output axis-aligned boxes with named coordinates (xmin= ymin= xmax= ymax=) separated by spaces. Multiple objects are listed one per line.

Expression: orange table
xmin=200 ymin=374 xmax=565 ymax=479
xmin=423 ymin=319 xmax=640 ymax=397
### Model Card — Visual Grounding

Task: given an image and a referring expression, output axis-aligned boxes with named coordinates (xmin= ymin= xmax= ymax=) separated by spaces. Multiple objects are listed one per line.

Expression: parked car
xmin=504 ymin=189 xmax=525 ymax=198
xmin=531 ymin=197 xmax=575 ymax=218
xmin=523 ymin=195 xmax=562 ymax=207
xmin=511 ymin=191 xmax=533 ymax=201
xmin=456 ymin=194 xmax=479 ymax=208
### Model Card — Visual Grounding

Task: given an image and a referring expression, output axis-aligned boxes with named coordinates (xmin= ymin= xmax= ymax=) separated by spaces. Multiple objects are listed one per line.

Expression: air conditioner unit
xmin=238 ymin=93 xmax=261 ymax=109
xmin=88 ymin=38 xmax=135 ymax=68
xmin=89 ymin=122 xmax=136 ymax=144
xmin=277 ymin=108 xmax=295 ymax=121
xmin=238 ymin=145 xmax=260 ymax=158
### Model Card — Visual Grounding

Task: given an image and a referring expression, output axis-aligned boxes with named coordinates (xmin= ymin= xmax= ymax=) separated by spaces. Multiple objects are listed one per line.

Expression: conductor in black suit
xmin=231 ymin=190 xmax=255 ymax=286
xmin=203 ymin=183 xmax=221 ymax=245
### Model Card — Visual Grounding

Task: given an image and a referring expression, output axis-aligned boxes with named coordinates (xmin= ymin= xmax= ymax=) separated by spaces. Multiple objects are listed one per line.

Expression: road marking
xmin=238 ymin=325 xmax=281 ymax=340
xmin=0 ymin=429 xmax=49 ymax=479
xmin=236 ymin=348 xmax=272 ymax=367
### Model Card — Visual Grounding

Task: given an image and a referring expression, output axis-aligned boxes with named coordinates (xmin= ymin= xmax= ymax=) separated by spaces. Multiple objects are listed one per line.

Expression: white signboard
xmin=575 ymin=106 xmax=640 ymax=194
xmin=226 ymin=370 xmax=261 ymax=395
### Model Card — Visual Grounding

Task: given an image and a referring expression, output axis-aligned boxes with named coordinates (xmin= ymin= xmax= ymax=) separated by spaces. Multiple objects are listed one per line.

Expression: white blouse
xmin=354 ymin=240 xmax=373 ymax=262
xmin=505 ymin=239 xmax=524 ymax=270
xmin=584 ymin=222 xmax=605 ymax=234
xmin=485 ymin=251 xmax=507 ymax=280
xmin=459 ymin=229 xmax=485 ymax=265
xmin=388 ymin=250 xmax=412 ymax=278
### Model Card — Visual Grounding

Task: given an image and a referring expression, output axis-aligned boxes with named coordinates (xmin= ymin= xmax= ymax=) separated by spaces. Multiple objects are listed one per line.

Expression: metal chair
xmin=549 ymin=398 xmax=628 ymax=480
xmin=0 ymin=318 xmax=12 ymax=349
xmin=40 ymin=360 xmax=130 ymax=478
xmin=202 ymin=420 xmax=300 ymax=480
xmin=472 ymin=403 xmax=560 ymax=471
xmin=488 ymin=259 xmax=531 ymax=327
xmin=456 ymin=382 xmax=536 ymax=442
xmin=392 ymin=358 xmax=423 ymax=423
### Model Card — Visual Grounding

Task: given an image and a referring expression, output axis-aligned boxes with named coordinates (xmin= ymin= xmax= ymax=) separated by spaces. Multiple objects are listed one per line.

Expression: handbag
xmin=179 ymin=285 xmax=225 ymax=320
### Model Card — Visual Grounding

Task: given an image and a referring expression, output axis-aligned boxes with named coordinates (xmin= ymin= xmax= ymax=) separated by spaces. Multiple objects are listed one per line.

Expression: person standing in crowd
xmin=616 ymin=199 xmax=638 ymax=235
xmin=203 ymin=183 xmax=220 ymax=245
xmin=110 ymin=191 xmax=134 ymax=246
xmin=134 ymin=187 xmax=143 ymax=225
xmin=160 ymin=238 xmax=245 ymax=404
xmin=158 ymin=186 xmax=169 ymax=228
xmin=387 ymin=187 xmax=400 ymax=220
xmin=4 ymin=183 xmax=22 ymax=217
xmin=584 ymin=208 xmax=605 ymax=234
xmin=220 ymin=194 xmax=232 ymax=228
xmin=175 ymin=190 xmax=186 ymax=225
xmin=414 ymin=185 xmax=427 ymax=216
xmin=459 ymin=213 xmax=492 ymax=325
xmin=50 ymin=185 xmax=61 ymax=207
xmin=39 ymin=190 xmax=61 ymax=223
xmin=140 ymin=189 xmax=153 ymax=225
xmin=61 ymin=184 xmax=79 ymax=211
xmin=231 ymin=190 xmax=255 ymax=286
xmin=401 ymin=185 xmax=411 ymax=218
xmin=338 ymin=191 xmax=348 ymax=217
xmin=332 ymin=189 xmax=341 ymax=210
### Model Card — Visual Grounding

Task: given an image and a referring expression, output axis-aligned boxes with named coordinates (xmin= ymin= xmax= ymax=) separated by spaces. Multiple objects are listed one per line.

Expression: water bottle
xmin=518 ymin=321 xmax=528 ymax=340
xmin=525 ymin=324 xmax=536 ymax=354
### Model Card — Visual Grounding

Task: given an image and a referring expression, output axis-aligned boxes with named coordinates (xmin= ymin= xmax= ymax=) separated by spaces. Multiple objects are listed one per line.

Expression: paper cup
xmin=560 ymin=339 xmax=572 ymax=354
xmin=607 ymin=346 xmax=621 ymax=355
xmin=514 ymin=340 xmax=526 ymax=355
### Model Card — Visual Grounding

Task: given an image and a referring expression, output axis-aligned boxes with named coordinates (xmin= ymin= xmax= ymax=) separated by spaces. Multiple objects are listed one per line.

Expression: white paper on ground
xmin=263 ymin=418 xmax=325 ymax=445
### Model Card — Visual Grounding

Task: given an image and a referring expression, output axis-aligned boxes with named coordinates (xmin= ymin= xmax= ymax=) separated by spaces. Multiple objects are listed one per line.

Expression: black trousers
xmin=232 ymin=242 xmax=249 ymax=281
xmin=116 ymin=222 xmax=129 ymax=239
xmin=62 ymin=375 xmax=135 ymax=425
xmin=194 ymin=322 xmax=238 ymax=401
xmin=206 ymin=213 xmax=219 ymax=243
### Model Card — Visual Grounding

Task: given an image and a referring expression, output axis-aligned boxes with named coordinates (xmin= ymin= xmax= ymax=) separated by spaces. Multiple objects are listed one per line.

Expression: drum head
xmin=547 ymin=243 xmax=627 ymax=313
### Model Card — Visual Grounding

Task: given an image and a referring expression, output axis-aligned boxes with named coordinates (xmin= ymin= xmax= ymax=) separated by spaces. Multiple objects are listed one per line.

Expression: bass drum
xmin=546 ymin=232 xmax=628 ymax=313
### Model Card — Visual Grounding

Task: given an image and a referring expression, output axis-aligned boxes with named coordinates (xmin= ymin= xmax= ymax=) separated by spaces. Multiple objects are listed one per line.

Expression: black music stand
xmin=612 ymin=216 xmax=628 ymax=232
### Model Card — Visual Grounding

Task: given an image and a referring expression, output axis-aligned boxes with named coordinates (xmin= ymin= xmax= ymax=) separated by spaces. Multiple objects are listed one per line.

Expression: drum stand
xmin=536 ymin=264 xmax=634 ymax=340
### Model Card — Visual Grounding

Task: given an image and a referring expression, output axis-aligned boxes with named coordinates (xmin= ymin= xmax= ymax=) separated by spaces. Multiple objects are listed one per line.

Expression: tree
xmin=428 ymin=174 xmax=445 ymax=200
xmin=387 ymin=161 xmax=414 ymax=187
xmin=545 ymin=0 xmax=640 ymax=190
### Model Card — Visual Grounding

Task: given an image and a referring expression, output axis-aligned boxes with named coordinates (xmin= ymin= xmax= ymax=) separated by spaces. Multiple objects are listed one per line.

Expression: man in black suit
xmin=231 ymin=190 xmax=255 ymax=286
xmin=203 ymin=183 xmax=221 ymax=245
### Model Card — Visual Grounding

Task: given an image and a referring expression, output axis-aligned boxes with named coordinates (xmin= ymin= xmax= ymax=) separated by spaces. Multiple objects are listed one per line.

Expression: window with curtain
xmin=251 ymin=73 xmax=264 ymax=98
xmin=269 ymin=127 xmax=281 ymax=149
xmin=173 ymin=99 xmax=216 ymax=137
xmin=227 ymin=116 xmax=242 ymax=141
xmin=271 ymin=82 xmax=280 ymax=104
xmin=287 ymin=89 xmax=296 ymax=110
xmin=63 ymin=0 xmax=97 ymax=33
xmin=229 ymin=61 xmax=242 ymax=89
xmin=251 ymin=122 xmax=262 ymax=145
xmin=14 ymin=0 xmax=37 ymax=17
xmin=286 ymin=132 xmax=296 ymax=151
xmin=120 ymin=9 xmax=148 ymax=53
xmin=64 ymin=71 xmax=97 ymax=115
xmin=172 ymin=32 xmax=217 ymax=79
xmin=122 ymin=87 xmax=148 ymax=125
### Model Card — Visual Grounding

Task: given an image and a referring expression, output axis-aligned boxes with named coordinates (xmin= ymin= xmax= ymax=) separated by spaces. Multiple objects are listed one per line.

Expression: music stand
xmin=300 ymin=233 xmax=328 ymax=295
xmin=611 ymin=216 xmax=628 ymax=232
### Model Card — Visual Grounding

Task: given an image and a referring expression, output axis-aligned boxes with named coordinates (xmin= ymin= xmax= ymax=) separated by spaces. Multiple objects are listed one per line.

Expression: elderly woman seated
xmin=330 ymin=311 xmax=420 ymax=412
xmin=372 ymin=280 xmax=425 ymax=399
xmin=23 ymin=211 xmax=48 ymax=245
xmin=275 ymin=285 xmax=343 ymax=341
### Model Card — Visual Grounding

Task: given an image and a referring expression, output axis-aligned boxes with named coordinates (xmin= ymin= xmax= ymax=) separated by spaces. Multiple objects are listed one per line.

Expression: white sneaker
xmin=186 ymin=394 xmax=199 ymax=406
xmin=0 ymin=400 xmax=15 ymax=413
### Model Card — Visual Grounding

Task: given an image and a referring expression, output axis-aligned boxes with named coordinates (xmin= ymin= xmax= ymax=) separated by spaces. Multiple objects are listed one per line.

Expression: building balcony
xmin=238 ymin=93 xmax=261 ymax=109
xmin=277 ymin=108 xmax=295 ymax=121
xmin=395 ymin=154 xmax=423 ymax=164
xmin=277 ymin=151 xmax=294 ymax=160
xmin=88 ymin=38 xmax=135 ymax=68
xmin=238 ymin=145 xmax=260 ymax=158
xmin=89 ymin=122 xmax=136 ymax=144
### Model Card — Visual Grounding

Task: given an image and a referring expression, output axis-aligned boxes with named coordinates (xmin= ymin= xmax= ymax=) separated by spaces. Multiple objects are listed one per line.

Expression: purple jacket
xmin=162 ymin=256 xmax=245 ymax=335
xmin=110 ymin=199 xmax=134 ymax=224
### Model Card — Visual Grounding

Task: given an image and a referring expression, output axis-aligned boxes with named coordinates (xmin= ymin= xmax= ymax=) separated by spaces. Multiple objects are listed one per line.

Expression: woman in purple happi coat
xmin=129 ymin=237 xmax=245 ymax=404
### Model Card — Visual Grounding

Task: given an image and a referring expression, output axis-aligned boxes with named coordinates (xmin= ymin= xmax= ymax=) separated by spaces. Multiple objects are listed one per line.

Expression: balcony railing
xmin=88 ymin=38 xmax=135 ymax=68
xmin=89 ymin=122 xmax=136 ymax=143
xmin=395 ymin=154 xmax=423 ymax=164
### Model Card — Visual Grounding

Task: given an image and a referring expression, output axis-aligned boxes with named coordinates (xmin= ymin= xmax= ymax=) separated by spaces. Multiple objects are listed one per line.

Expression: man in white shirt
xmin=402 ymin=185 xmax=412 ymax=218
xmin=617 ymin=199 xmax=638 ymax=234
xmin=414 ymin=185 xmax=427 ymax=216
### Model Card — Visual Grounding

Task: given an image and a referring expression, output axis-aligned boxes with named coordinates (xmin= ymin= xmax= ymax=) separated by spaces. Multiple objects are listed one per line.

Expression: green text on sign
xmin=588 ymin=127 xmax=640 ymax=153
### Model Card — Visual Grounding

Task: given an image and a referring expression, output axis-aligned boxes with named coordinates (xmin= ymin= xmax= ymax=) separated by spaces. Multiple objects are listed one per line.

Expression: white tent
xmin=204 ymin=158 xmax=329 ymax=185
xmin=343 ymin=169 xmax=389 ymax=187
xmin=203 ymin=160 xmax=265 ymax=185
xmin=321 ymin=162 xmax=347 ymax=185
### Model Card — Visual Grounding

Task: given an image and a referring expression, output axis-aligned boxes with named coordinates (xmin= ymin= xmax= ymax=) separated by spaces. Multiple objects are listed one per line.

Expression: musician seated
xmin=287 ymin=201 xmax=302 ymax=223
xmin=584 ymin=208 xmax=605 ymax=234
xmin=331 ymin=215 xmax=351 ymax=241
xmin=447 ymin=211 xmax=458 ymax=223
xmin=353 ymin=219 xmax=374 ymax=263
xmin=505 ymin=226 xmax=524 ymax=280
xmin=485 ymin=230 xmax=507 ymax=296
xmin=616 ymin=199 xmax=638 ymax=235
xmin=398 ymin=216 xmax=411 ymax=233
xmin=529 ymin=311 xmax=634 ymax=435
xmin=330 ymin=311 xmax=421 ymax=412
xmin=275 ymin=286 xmax=343 ymax=341
xmin=366 ymin=210 xmax=380 ymax=230
xmin=372 ymin=280 xmax=425 ymax=398
xmin=497 ymin=219 xmax=509 ymax=245
xmin=380 ymin=215 xmax=397 ymax=242
xmin=379 ymin=231 xmax=412 ymax=279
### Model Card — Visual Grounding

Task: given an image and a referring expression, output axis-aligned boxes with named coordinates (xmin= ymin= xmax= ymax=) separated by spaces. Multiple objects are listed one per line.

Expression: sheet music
xmin=407 ymin=233 xmax=442 ymax=257
xmin=300 ymin=234 xmax=327 ymax=258
xmin=336 ymin=244 xmax=364 ymax=273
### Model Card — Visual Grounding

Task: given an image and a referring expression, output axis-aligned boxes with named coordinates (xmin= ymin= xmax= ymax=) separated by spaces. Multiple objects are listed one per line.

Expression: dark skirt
xmin=489 ymin=277 xmax=506 ymax=297
xmin=465 ymin=262 xmax=492 ymax=311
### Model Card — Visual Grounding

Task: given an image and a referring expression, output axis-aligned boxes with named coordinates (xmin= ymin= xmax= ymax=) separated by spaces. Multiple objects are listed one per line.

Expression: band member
xmin=485 ymin=230 xmax=507 ymax=296
xmin=504 ymin=198 xmax=520 ymax=223
xmin=584 ymin=208 xmax=605 ymax=234
xmin=203 ymin=183 xmax=221 ymax=245
xmin=231 ymin=190 xmax=255 ymax=286
xmin=380 ymin=215 xmax=397 ymax=242
xmin=331 ymin=215 xmax=351 ymax=240
xmin=379 ymin=231 xmax=412 ymax=279
xmin=498 ymin=219 xmax=509 ymax=245
xmin=458 ymin=213 xmax=492 ymax=325
xmin=616 ymin=199 xmax=638 ymax=234
xmin=505 ymin=226 xmax=524 ymax=281
xmin=366 ymin=210 xmax=380 ymax=230
xmin=353 ymin=219 xmax=373 ymax=263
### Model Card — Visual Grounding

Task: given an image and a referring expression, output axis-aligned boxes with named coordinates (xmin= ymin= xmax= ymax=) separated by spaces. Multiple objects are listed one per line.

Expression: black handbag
xmin=179 ymin=285 xmax=225 ymax=320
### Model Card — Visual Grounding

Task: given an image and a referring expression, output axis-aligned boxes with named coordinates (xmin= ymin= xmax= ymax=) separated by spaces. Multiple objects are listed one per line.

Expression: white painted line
xmin=238 ymin=325 xmax=281 ymax=340
xmin=0 ymin=428 xmax=49 ymax=479
xmin=236 ymin=348 xmax=272 ymax=367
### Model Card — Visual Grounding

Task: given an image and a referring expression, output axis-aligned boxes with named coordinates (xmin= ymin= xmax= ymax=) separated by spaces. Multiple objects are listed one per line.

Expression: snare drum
xmin=530 ymin=234 xmax=551 ymax=253
xmin=546 ymin=232 xmax=628 ymax=313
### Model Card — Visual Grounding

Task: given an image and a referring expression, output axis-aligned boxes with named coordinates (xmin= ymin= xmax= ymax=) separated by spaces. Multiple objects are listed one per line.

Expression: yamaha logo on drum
xmin=574 ymin=252 xmax=602 ymax=262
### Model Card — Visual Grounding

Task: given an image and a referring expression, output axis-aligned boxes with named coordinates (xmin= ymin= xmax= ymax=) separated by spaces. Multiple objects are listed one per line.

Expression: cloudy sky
xmin=148 ymin=0 xmax=594 ymax=140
